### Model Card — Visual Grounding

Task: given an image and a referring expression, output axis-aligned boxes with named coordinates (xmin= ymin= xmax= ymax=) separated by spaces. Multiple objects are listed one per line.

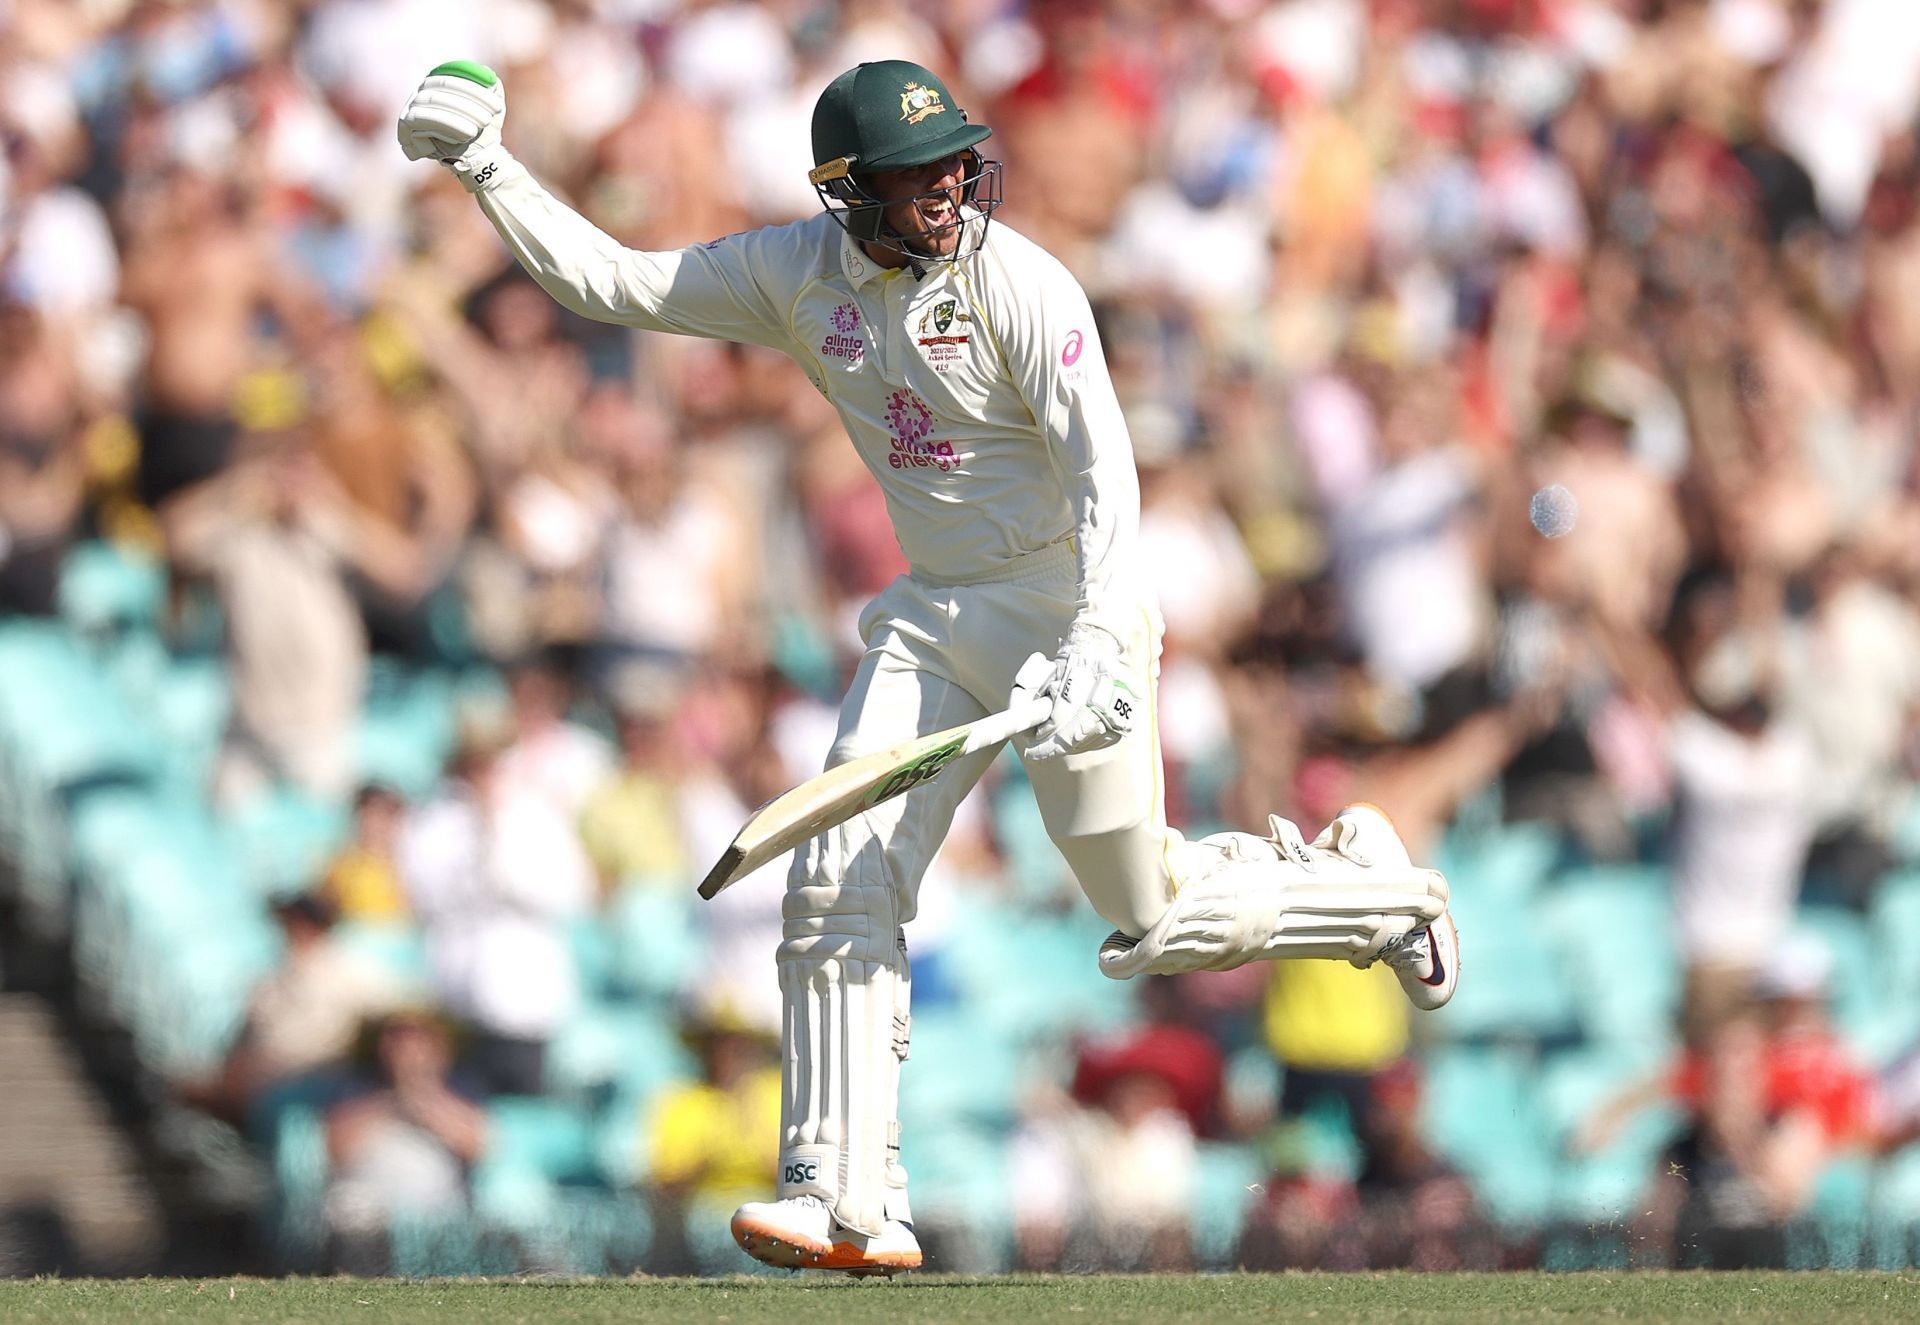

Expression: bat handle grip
xmin=966 ymin=697 xmax=1054 ymax=753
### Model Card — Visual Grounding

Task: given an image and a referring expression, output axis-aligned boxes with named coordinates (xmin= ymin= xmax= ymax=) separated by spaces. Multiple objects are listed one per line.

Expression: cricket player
xmin=399 ymin=58 xmax=1460 ymax=1274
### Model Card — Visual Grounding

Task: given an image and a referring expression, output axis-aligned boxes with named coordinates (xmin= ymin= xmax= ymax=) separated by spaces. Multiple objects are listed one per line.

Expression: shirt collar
xmin=839 ymin=227 xmax=884 ymax=290
xmin=837 ymin=210 xmax=986 ymax=290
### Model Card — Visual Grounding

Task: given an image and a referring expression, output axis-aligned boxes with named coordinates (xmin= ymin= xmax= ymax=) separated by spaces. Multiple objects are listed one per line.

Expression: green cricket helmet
xmin=809 ymin=60 xmax=1001 ymax=263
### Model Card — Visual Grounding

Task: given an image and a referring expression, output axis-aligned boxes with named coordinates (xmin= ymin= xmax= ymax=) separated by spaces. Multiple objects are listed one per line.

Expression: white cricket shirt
xmin=475 ymin=165 xmax=1141 ymax=632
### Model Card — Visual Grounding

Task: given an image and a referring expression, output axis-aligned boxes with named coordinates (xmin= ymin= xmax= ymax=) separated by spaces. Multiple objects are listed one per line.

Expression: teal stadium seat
xmin=604 ymin=884 xmax=706 ymax=1002
xmin=1537 ymin=865 xmax=1678 ymax=1047
xmin=1792 ymin=1154 xmax=1873 ymax=1268
xmin=1422 ymin=1044 xmax=1554 ymax=1226
xmin=528 ymin=1189 xmax=653 ymax=1274
xmin=354 ymin=663 xmax=460 ymax=797
xmin=1870 ymin=1145 xmax=1920 ymax=1268
xmin=593 ymin=1085 xmax=653 ymax=1188
xmin=1435 ymin=866 xmax=1577 ymax=1040
xmin=145 ymin=657 xmax=231 ymax=787
xmin=1869 ymin=874 xmax=1920 ymax=1061
xmin=468 ymin=1161 xmax=560 ymax=1238
xmin=134 ymin=916 xmax=278 ymax=1077
xmin=1435 ymin=820 xmax=1563 ymax=907
xmin=331 ymin=921 xmax=429 ymax=990
xmin=944 ymin=897 xmax=1135 ymax=1041
xmin=1189 ymin=1140 xmax=1263 ymax=1268
xmin=57 ymin=540 xmax=165 ymax=635
xmin=222 ymin=787 xmax=350 ymax=897
xmin=1429 ymin=820 xmax=1587 ymax=1047
xmin=899 ymin=1010 xmax=1022 ymax=1128
xmin=570 ymin=916 xmax=616 ymax=1001
xmin=0 ymin=623 xmax=163 ymax=923
xmin=546 ymin=1000 xmax=696 ymax=1100
xmin=1791 ymin=907 xmax=1880 ymax=1055
xmin=1537 ymin=1046 xmax=1679 ymax=1223
xmin=387 ymin=1212 xmax=518 ymax=1277
xmin=482 ymin=1097 xmax=598 ymax=1182
xmin=270 ymin=1104 xmax=331 ymax=1267
xmin=900 ymin=1123 xmax=1012 ymax=1261
xmin=989 ymin=778 xmax=1074 ymax=905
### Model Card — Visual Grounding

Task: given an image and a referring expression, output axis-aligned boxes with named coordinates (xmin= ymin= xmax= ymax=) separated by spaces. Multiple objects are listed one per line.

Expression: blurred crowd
xmin=7 ymin=0 xmax=1920 ymax=1274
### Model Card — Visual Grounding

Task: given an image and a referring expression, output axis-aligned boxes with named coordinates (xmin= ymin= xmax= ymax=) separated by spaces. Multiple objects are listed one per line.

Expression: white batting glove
xmin=1015 ymin=625 xmax=1141 ymax=761
xmin=398 ymin=60 xmax=515 ymax=193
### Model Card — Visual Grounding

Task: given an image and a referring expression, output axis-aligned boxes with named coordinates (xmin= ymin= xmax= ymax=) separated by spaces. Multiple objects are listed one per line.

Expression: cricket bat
xmin=697 ymin=697 xmax=1052 ymax=900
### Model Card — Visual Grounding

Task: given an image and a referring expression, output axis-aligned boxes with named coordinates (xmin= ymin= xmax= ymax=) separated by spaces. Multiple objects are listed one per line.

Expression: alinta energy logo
xmin=822 ymin=302 xmax=864 ymax=365
xmin=884 ymin=388 xmax=957 ymax=472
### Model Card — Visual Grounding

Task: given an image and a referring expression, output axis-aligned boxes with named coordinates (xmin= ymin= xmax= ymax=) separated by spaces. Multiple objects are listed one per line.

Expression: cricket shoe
xmin=1318 ymin=803 xmax=1461 ymax=1011
xmin=731 ymin=1196 xmax=922 ymax=1276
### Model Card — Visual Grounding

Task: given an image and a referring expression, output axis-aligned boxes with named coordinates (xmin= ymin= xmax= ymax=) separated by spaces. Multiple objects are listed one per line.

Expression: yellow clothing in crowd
xmin=578 ymin=772 xmax=687 ymax=890
xmin=646 ymin=1066 xmax=782 ymax=1197
xmin=321 ymin=847 xmax=410 ymax=924
xmin=1265 ymin=958 xmax=1409 ymax=1075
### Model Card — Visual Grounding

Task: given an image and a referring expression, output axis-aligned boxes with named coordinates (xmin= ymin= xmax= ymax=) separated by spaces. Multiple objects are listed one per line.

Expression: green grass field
xmin=5 ymin=1273 xmax=1919 ymax=1324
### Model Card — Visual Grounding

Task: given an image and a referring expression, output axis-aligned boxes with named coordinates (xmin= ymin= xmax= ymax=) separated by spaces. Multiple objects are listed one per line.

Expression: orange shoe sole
xmin=731 ymin=1213 xmax=921 ymax=1277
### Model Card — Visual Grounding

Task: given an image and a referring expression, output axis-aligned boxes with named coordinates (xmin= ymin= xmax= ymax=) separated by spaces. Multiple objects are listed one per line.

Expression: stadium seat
xmin=1436 ymin=819 xmax=1564 ymax=907
xmin=900 ymin=1123 xmax=1012 ymax=1250
xmin=1794 ymin=1155 xmax=1873 ymax=1269
xmin=592 ymin=1085 xmax=653 ymax=1188
xmin=1537 ymin=1046 xmax=1680 ymax=1223
xmin=989 ymin=780 xmax=1073 ymax=904
xmin=387 ymin=1212 xmax=520 ymax=1277
xmin=570 ymin=915 xmax=616 ymax=1000
xmin=1791 ymin=907 xmax=1879 ymax=1052
xmin=1189 ymin=1140 xmax=1263 ymax=1269
xmin=536 ymin=1189 xmax=655 ymax=1274
xmin=604 ymin=884 xmax=706 ymax=1002
xmin=58 ymin=540 xmax=165 ymax=636
xmin=269 ymin=1104 xmax=331 ymax=1268
xmin=145 ymin=656 xmax=232 ymax=786
xmin=1225 ymin=1043 xmax=1282 ymax=1123
xmin=220 ymin=787 xmax=350 ymax=897
xmin=546 ymin=1000 xmax=697 ymax=1100
xmin=469 ymin=1159 xmax=560 ymax=1235
xmin=1870 ymin=874 xmax=1920 ymax=1060
xmin=483 ymin=1097 xmax=598 ymax=1183
xmin=899 ymin=1010 xmax=1023 ymax=1128
xmin=1536 ymin=864 xmax=1678 ymax=1046
xmin=1870 ymin=1146 xmax=1920 ymax=1268
xmin=331 ymin=921 xmax=429 ymax=989
xmin=1422 ymin=1044 xmax=1552 ymax=1224
xmin=1432 ymin=879 xmax=1578 ymax=1040
xmin=354 ymin=706 xmax=452 ymax=800
xmin=944 ymin=898 xmax=1135 ymax=1042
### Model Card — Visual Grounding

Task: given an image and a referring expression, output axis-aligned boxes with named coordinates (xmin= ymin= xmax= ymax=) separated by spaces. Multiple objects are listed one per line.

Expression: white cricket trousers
xmin=772 ymin=539 xmax=1181 ymax=1235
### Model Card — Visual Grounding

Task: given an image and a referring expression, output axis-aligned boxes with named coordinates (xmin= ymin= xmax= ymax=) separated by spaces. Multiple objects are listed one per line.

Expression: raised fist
xmin=398 ymin=61 xmax=511 ymax=193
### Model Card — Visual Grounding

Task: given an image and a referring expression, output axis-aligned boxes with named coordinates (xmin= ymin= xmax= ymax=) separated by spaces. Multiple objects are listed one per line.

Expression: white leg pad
xmin=1098 ymin=824 xmax=1447 ymax=980
xmin=776 ymin=879 xmax=908 ymax=1238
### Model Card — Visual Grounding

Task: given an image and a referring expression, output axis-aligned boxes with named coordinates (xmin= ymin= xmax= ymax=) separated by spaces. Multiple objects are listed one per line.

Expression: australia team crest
xmin=916 ymin=299 xmax=970 ymax=369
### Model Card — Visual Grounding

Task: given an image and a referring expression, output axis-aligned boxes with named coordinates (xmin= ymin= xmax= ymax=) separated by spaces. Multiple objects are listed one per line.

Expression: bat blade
xmin=696 ymin=699 xmax=1048 ymax=900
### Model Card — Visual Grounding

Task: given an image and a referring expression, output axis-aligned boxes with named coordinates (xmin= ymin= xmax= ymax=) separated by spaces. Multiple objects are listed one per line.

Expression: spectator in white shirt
xmin=492 ymin=655 xmax=613 ymax=820
xmin=1660 ymin=576 xmax=1817 ymax=1034
xmin=399 ymin=712 xmax=595 ymax=1095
